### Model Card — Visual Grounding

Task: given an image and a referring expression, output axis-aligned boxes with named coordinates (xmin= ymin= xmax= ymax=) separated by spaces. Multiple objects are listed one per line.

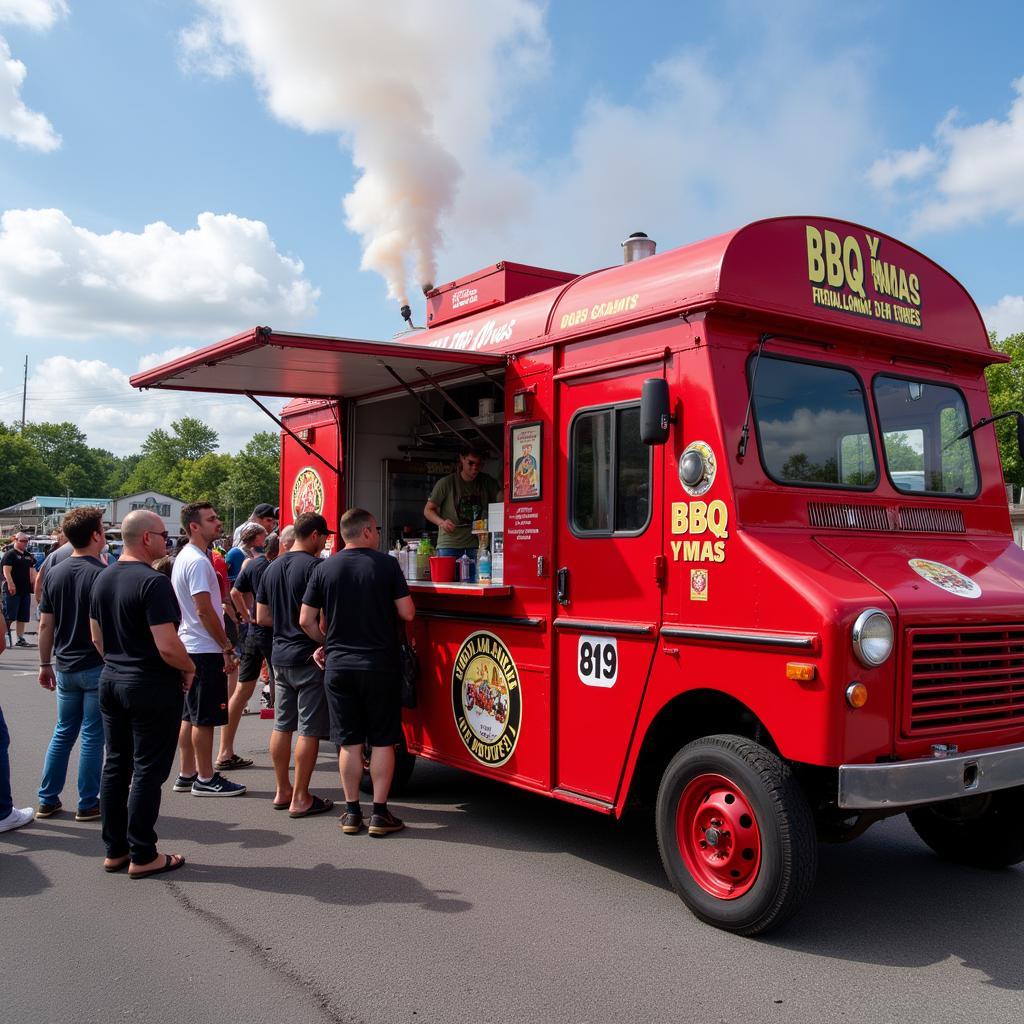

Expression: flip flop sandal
xmin=103 ymin=856 xmax=130 ymax=873
xmin=272 ymin=800 xmax=290 ymax=810
xmin=129 ymin=853 xmax=186 ymax=879
xmin=215 ymin=755 xmax=254 ymax=771
xmin=288 ymin=795 xmax=334 ymax=819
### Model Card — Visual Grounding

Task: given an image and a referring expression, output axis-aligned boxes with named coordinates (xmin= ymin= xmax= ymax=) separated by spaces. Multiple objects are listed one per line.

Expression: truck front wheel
xmin=656 ymin=734 xmax=817 ymax=936
xmin=907 ymin=787 xmax=1024 ymax=868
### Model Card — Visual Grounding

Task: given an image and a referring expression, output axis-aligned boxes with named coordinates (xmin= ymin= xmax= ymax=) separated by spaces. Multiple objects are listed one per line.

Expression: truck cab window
xmin=873 ymin=376 xmax=979 ymax=496
xmin=571 ymin=403 xmax=651 ymax=535
xmin=752 ymin=356 xmax=877 ymax=488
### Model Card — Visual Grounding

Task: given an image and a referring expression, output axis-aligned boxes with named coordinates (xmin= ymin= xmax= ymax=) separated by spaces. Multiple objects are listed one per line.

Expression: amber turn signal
xmin=846 ymin=682 xmax=869 ymax=708
xmin=786 ymin=662 xmax=816 ymax=682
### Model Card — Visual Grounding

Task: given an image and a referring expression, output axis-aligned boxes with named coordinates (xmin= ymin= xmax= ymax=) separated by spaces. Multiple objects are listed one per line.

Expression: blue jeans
xmin=0 ymin=704 xmax=12 ymax=819
xmin=38 ymin=665 xmax=104 ymax=810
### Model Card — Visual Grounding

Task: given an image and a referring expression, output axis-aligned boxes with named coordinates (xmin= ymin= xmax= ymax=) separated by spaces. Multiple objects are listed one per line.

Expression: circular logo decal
xmin=908 ymin=558 xmax=981 ymax=599
xmin=679 ymin=440 xmax=717 ymax=496
xmin=291 ymin=467 xmax=324 ymax=517
xmin=452 ymin=631 xmax=522 ymax=767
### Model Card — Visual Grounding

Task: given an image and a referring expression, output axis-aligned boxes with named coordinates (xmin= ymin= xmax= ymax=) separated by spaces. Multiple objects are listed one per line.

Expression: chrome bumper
xmin=838 ymin=742 xmax=1024 ymax=810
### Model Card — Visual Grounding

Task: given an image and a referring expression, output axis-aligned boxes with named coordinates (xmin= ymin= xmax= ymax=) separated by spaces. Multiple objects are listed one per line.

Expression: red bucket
xmin=430 ymin=556 xmax=456 ymax=583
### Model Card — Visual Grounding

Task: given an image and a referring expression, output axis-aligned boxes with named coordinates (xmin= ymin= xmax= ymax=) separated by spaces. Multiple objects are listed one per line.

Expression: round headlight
xmin=852 ymin=609 xmax=893 ymax=667
xmin=680 ymin=450 xmax=705 ymax=487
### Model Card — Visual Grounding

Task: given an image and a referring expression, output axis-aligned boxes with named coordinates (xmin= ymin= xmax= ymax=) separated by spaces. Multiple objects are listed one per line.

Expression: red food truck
xmin=132 ymin=216 xmax=1024 ymax=934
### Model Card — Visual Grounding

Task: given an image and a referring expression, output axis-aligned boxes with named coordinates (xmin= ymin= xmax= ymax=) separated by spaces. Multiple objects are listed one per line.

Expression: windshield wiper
xmin=737 ymin=335 xmax=768 ymax=459
xmin=944 ymin=409 xmax=1024 ymax=450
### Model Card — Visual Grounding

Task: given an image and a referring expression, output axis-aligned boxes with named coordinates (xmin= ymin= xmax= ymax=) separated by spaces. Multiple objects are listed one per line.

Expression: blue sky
xmin=0 ymin=0 xmax=1022 ymax=454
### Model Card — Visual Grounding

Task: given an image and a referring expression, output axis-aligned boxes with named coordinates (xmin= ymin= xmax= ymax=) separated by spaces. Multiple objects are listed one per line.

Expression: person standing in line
xmin=225 ymin=523 xmax=266 ymax=588
xmin=34 ymin=529 xmax=71 ymax=604
xmin=35 ymin=507 xmax=108 ymax=821
xmin=2 ymin=532 xmax=38 ymax=647
xmin=170 ymin=502 xmax=246 ymax=797
xmin=232 ymin=503 xmax=278 ymax=548
xmin=0 ymin=608 xmax=35 ymax=834
xmin=255 ymin=512 xmax=333 ymax=818
xmin=218 ymin=531 xmax=279 ymax=763
xmin=423 ymin=446 xmax=501 ymax=565
xmin=89 ymin=510 xmax=193 ymax=876
xmin=300 ymin=508 xmax=415 ymax=837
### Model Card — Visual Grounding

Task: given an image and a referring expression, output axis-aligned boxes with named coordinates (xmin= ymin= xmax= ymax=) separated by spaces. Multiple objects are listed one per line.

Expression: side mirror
xmin=640 ymin=378 xmax=673 ymax=445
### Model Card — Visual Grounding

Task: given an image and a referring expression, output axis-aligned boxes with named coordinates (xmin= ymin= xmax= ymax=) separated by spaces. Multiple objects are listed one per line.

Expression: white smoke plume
xmin=181 ymin=0 xmax=547 ymax=306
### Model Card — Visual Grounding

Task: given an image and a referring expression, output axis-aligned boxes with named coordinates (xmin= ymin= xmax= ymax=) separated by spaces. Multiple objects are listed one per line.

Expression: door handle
xmin=556 ymin=566 xmax=570 ymax=606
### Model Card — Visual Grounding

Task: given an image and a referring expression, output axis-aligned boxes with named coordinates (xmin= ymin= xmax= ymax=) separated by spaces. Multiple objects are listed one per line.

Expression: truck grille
xmin=808 ymin=503 xmax=890 ymax=531
xmin=896 ymin=506 xmax=965 ymax=533
xmin=905 ymin=624 xmax=1024 ymax=735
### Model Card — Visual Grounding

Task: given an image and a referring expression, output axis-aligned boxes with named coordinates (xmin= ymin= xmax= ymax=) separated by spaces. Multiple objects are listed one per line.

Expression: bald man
xmin=89 ymin=510 xmax=194 ymax=878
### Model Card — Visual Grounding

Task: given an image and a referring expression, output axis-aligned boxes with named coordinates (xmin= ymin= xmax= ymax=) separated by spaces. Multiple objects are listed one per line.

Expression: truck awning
xmin=129 ymin=326 xmax=504 ymax=401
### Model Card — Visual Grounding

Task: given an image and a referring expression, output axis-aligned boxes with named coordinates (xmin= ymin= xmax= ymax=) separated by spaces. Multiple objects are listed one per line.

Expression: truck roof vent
xmin=808 ymin=502 xmax=891 ymax=531
xmin=896 ymin=506 xmax=966 ymax=533
xmin=622 ymin=231 xmax=657 ymax=264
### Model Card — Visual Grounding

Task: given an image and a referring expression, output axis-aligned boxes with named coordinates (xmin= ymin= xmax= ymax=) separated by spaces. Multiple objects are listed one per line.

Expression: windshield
xmin=872 ymin=375 xmax=978 ymax=496
xmin=751 ymin=356 xmax=878 ymax=487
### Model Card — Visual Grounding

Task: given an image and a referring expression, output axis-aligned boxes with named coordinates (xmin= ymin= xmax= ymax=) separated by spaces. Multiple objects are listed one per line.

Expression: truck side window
xmin=751 ymin=356 xmax=877 ymax=488
xmin=571 ymin=403 xmax=651 ymax=535
xmin=873 ymin=376 xmax=979 ymax=497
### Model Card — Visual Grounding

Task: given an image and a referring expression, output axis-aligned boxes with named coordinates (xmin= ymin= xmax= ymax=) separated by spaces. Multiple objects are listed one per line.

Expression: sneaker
xmin=368 ymin=810 xmax=404 ymax=837
xmin=172 ymin=773 xmax=198 ymax=792
xmin=75 ymin=805 xmax=101 ymax=822
xmin=214 ymin=754 xmax=254 ymax=771
xmin=36 ymin=801 xmax=62 ymax=818
xmin=191 ymin=773 xmax=246 ymax=797
xmin=0 ymin=806 xmax=35 ymax=833
xmin=339 ymin=811 xmax=364 ymax=835
xmin=15 ymin=637 xmax=32 ymax=648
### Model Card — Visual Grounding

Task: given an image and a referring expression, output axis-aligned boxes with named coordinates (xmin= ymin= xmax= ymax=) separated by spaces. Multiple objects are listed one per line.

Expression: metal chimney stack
xmin=622 ymin=231 xmax=657 ymax=264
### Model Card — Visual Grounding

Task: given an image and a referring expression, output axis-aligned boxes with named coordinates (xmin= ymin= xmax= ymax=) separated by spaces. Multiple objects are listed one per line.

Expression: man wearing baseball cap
xmin=2 ymin=533 xmax=38 ymax=647
xmin=232 ymin=504 xmax=278 ymax=548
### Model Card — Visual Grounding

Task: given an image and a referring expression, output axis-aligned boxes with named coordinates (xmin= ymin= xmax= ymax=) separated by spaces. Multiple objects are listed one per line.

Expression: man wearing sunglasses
xmin=423 ymin=445 xmax=501 ymax=568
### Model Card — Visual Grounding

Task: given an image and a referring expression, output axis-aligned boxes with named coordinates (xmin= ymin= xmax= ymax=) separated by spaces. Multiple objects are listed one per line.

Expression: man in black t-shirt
xmin=89 ymin=510 xmax=196 ymax=878
xmin=35 ymin=507 xmax=108 ymax=821
xmin=2 ymin=532 xmax=38 ymax=647
xmin=255 ymin=512 xmax=333 ymax=818
xmin=300 ymin=507 xmax=414 ymax=837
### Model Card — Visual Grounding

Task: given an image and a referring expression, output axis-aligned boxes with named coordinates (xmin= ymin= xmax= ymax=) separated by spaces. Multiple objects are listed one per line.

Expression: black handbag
xmin=399 ymin=640 xmax=420 ymax=709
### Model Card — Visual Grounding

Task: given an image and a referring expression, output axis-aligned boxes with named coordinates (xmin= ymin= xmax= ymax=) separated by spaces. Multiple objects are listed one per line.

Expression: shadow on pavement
xmin=178 ymin=860 xmax=471 ymax=913
xmin=0 ymin=851 xmax=52 ymax=896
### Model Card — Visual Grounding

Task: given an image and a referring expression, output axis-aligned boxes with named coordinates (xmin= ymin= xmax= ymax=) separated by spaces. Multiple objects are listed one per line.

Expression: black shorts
xmin=4 ymin=592 xmax=31 ymax=623
xmin=182 ymin=652 xmax=229 ymax=727
xmin=225 ymin=616 xmax=239 ymax=650
xmin=325 ymin=667 xmax=402 ymax=748
xmin=238 ymin=631 xmax=272 ymax=684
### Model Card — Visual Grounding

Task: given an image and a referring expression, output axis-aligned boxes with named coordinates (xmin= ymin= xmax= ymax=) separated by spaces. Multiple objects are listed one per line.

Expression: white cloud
xmin=0 ymin=34 xmax=59 ymax=150
xmin=984 ymin=295 xmax=1024 ymax=340
xmin=443 ymin=36 xmax=878 ymax=277
xmin=0 ymin=1 xmax=67 ymax=31
xmin=137 ymin=346 xmax=197 ymax=372
xmin=0 ymin=354 xmax=284 ymax=456
xmin=180 ymin=0 xmax=548 ymax=304
xmin=868 ymin=76 xmax=1024 ymax=232
xmin=0 ymin=208 xmax=319 ymax=338
xmin=867 ymin=144 xmax=936 ymax=190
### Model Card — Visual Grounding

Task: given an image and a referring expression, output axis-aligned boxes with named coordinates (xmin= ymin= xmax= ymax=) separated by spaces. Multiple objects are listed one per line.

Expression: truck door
xmin=554 ymin=363 xmax=665 ymax=803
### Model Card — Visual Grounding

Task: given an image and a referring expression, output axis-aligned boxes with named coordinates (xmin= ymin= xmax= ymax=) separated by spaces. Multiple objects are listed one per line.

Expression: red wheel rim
xmin=676 ymin=772 xmax=762 ymax=899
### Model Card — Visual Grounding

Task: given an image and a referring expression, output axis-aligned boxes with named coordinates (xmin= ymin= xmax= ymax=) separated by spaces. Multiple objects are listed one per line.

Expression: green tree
xmin=171 ymin=417 xmax=219 ymax=461
xmin=173 ymin=453 xmax=235 ymax=505
xmin=218 ymin=432 xmax=280 ymax=531
xmin=0 ymin=434 xmax=60 ymax=508
xmin=986 ymin=332 xmax=1024 ymax=491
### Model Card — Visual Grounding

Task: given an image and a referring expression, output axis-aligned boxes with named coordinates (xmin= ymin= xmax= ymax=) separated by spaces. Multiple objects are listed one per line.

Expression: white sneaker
xmin=0 ymin=806 xmax=35 ymax=833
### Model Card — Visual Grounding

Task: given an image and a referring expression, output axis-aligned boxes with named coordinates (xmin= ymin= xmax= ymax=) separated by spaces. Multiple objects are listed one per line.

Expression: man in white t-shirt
xmin=170 ymin=502 xmax=246 ymax=798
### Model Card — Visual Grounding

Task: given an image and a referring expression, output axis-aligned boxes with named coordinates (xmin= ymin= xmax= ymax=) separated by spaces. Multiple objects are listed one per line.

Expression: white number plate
xmin=577 ymin=635 xmax=618 ymax=688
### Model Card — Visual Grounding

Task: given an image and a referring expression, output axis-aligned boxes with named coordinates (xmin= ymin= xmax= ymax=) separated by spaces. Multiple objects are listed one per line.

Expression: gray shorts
xmin=273 ymin=663 xmax=329 ymax=739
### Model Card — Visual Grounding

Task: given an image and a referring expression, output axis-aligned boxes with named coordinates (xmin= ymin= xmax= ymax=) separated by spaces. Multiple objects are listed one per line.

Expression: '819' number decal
xmin=577 ymin=635 xmax=618 ymax=688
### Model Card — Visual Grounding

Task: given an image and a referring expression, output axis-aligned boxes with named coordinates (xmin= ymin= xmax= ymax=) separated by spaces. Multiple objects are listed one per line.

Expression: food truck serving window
xmin=751 ymin=356 xmax=878 ymax=489
xmin=872 ymin=375 xmax=979 ymax=497
xmin=570 ymin=403 xmax=651 ymax=536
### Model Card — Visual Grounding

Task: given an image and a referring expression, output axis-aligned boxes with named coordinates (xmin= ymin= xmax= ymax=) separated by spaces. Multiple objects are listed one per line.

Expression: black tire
xmin=907 ymin=787 xmax=1024 ymax=868
xmin=655 ymin=734 xmax=817 ymax=936
xmin=359 ymin=736 xmax=417 ymax=797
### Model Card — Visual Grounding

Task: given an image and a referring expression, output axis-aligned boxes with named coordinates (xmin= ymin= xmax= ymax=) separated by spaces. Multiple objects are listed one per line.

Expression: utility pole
xmin=20 ymin=355 xmax=27 ymax=432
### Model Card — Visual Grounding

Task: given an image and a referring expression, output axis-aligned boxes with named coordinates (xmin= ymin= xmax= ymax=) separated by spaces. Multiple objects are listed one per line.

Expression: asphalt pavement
xmin=2 ymin=635 xmax=1023 ymax=1024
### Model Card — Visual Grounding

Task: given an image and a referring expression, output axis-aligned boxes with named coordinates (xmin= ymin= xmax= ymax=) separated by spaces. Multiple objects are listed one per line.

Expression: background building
xmin=107 ymin=490 xmax=185 ymax=536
